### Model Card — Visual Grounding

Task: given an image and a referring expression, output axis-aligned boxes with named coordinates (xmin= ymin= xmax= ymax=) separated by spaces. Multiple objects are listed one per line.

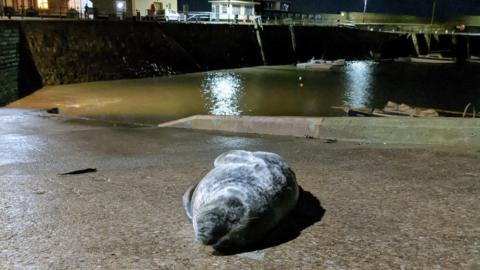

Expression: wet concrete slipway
xmin=0 ymin=108 xmax=479 ymax=269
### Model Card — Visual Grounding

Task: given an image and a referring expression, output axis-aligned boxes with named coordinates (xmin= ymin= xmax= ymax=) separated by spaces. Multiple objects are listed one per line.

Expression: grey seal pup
xmin=183 ymin=150 xmax=299 ymax=250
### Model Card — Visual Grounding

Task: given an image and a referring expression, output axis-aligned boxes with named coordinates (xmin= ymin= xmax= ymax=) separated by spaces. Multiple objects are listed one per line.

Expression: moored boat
xmin=296 ymin=58 xmax=345 ymax=69
xmin=467 ymin=56 xmax=480 ymax=64
xmin=333 ymin=101 xmax=478 ymax=118
xmin=399 ymin=53 xmax=456 ymax=64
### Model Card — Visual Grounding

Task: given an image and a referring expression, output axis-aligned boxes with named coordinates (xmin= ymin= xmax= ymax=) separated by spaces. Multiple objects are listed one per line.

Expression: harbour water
xmin=9 ymin=62 xmax=480 ymax=125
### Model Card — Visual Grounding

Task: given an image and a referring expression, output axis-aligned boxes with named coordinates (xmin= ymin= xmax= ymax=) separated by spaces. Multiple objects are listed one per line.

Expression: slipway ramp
xmin=159 ymin=115 xmax=480 ymax=146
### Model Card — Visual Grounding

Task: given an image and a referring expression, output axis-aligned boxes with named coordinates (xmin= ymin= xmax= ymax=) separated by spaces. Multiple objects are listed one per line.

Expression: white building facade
xmin=209 ymin=0 xmax=258 ymax=22
xmin=93 ymin=0 xmax=176 ymax=17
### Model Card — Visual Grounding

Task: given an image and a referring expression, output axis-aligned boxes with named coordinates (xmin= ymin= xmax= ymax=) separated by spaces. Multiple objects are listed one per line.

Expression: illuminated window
xmin=221 ymin=4 xmax=227 ymax=14
xmin=232 ymin=5 xmax=240 ymax=15
xmin=37 ymin=0 xmax=48 ymax=9
xmin=244 ymin=6 xmax=252 ymax=15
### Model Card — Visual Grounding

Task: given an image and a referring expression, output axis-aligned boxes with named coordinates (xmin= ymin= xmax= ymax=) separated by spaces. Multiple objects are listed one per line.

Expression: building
xmin=2 ymin=0 xmax=37 ymax=12
xmin=256 ymin=0 xmax=290 ymax=19
xmin=259 ymin=0 xmax=290 ymax=12
xmin=93 ymin=0 xmax=177 ymax=18
xmin=209 ymin=0 xmax=258 ymax=22
xmin=68 ymin=0 xmax=92 ymax=16
xmin=134 ymin=0 xmax=176 ymax=15
xmin=1 ymin=0 xmax=69 ymax=16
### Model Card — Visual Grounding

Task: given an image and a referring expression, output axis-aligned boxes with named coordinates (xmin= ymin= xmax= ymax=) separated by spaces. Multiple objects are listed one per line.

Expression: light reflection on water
xmin=344 ymin=61 xmax=375 ymax=107
xmin=201 ymin=72 xmax=243 ymax=116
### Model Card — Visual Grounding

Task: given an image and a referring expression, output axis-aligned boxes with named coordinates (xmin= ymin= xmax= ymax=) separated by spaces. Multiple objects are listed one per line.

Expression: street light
xmin=362 ymin=0 xmax=367 ymax=23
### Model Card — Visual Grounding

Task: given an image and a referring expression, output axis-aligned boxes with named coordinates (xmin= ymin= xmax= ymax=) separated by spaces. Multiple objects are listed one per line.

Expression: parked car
xmin=157 ymin=9 xmax=180 ymax=22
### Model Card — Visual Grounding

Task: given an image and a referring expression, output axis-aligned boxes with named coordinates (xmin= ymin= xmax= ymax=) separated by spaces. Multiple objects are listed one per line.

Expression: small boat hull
xmin=296 ymin=63 xmax=332 ymax=69
xmin=333 ymin=101 xmax=479 ymax=118
xmin=296 ymin=59 xmax=345 ymax=70
xmin=467 ymin=58 xmax=480 ymax=64
xmin=396 ymin=53 xmax=455 ymax=64
xmin=410 ymin=57 xmax=455 ymax=64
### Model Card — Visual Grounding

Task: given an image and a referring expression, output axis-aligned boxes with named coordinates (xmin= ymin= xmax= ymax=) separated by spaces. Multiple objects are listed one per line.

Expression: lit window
xmin=221 ymin=4 xmax=227 ymax=14
xmin=244 ymin=6 xmax=252 ymax=15
xmin=37 ymin=0 xmax=48 ymax=9
xmin=232 ymin=5 xmax=240 ymax=15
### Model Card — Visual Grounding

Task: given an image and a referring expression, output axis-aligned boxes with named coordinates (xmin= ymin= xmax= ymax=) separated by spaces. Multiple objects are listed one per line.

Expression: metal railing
xmin=0 ymin=7 xmax=477 ymax=36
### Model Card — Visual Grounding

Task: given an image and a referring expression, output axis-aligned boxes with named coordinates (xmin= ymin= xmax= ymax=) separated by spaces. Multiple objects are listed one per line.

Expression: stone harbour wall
xmin=18 ymin=21 xmax=405 ymax=87
xmin=0 ymin=22 xmax=20 ymax=106
xmin=20 ymin=21 xmax=200 ymax=85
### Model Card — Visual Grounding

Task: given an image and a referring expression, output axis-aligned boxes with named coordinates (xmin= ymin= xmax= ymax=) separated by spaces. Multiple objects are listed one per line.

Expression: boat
xmin=332 ymin=101 xmax=478 ymax=118
xmin=296 ymin=58 xmax=345 ymax=70
xmin=410 ymin=53 xmax=455 ymax=64
xmin=331 ymin=106 xmax=406 ymax=118
xmin=396 ymin=53 xmax=455 ymax=64
xmin=467 ymin=56 xmax=480 ymax=64
xmin=393 ymin=57 xmax=412 ymax=63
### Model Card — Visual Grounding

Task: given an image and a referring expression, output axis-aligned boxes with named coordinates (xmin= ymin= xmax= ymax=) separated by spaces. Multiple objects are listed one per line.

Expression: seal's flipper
xmin=183 ymin=184 xmax=197 ymax=222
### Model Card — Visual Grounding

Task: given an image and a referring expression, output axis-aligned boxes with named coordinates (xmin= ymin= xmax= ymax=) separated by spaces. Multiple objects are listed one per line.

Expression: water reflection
xmin=201 ymin=72 xmax=244 ymax=116
xmin=344 ymin=61 xmax=375 ymax=107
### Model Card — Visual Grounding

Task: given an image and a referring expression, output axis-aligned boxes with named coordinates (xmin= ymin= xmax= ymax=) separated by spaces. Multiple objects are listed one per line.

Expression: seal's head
xmin=193 ymin=197 xmax=247 ymax=249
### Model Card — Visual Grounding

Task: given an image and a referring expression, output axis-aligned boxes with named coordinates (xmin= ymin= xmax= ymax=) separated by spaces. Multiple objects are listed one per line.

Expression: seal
xmin=183 ymin=150 xmax=299 ymax=250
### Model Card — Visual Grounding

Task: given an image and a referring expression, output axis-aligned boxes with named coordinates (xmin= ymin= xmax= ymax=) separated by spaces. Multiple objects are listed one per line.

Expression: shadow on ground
xmin=214 ymin=186 xmax=326 ymax=256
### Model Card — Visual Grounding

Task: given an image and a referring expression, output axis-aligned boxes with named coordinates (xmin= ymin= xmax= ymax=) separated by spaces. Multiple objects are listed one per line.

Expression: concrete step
xmin=159 ymin=115 xmax=480 ymax=146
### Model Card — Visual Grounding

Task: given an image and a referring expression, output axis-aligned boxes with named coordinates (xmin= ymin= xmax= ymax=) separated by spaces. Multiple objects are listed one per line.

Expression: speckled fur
xmin=183 ymin=150 xmax=299 ymax=249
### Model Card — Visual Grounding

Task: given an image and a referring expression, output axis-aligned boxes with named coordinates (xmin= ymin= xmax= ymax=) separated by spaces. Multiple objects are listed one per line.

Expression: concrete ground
xmin=1 ymin=108 xmax=479 ymax=269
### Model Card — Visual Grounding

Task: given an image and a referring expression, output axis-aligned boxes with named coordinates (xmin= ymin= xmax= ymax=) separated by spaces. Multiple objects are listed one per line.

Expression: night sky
xmin=178 ymin=0 xmax=480 ymax=18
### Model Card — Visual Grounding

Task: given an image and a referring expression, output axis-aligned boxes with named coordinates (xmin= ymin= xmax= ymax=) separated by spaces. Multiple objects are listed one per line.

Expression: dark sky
xmin=178 ymin=0 xmax=480 ymax=17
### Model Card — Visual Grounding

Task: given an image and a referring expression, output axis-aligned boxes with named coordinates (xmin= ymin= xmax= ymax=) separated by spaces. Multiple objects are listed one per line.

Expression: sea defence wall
xmin=20 ymin=21 xmax=401 ymax=85
xmin=0 ymin=22 xmax=19 ymax=106
xmin=0 ymin=20 xmax=477 ymax=105
xmin=0 ymin=21 xmax=43 ymax=106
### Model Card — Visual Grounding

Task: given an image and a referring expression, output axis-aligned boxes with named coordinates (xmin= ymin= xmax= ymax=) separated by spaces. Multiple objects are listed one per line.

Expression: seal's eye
xmin=224 ymin=198 xmax=245 ymax=223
